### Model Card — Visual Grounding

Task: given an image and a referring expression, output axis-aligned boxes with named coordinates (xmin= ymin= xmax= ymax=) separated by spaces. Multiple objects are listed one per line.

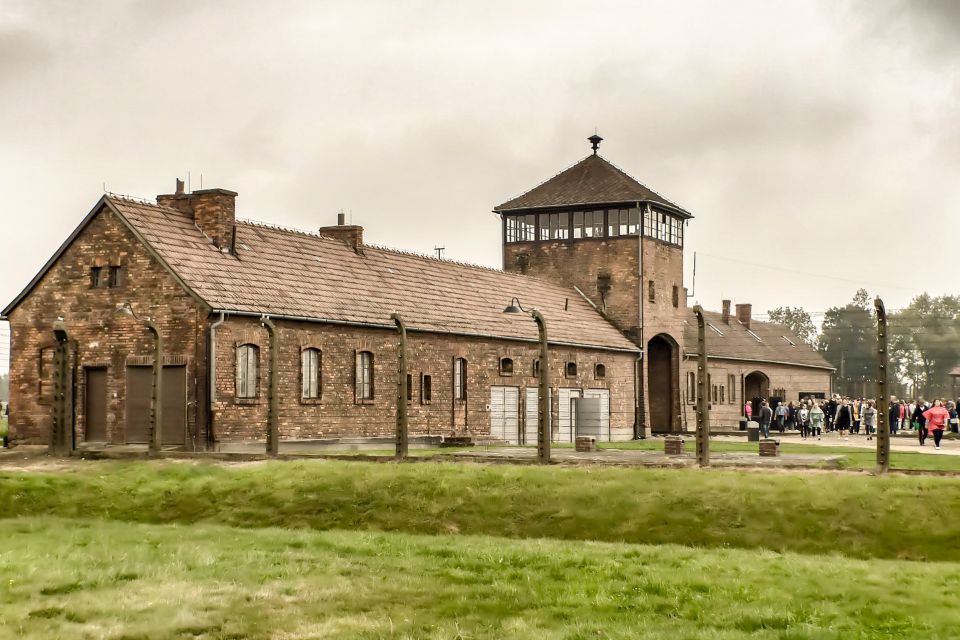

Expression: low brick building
xmin=2 ymin=135 xmax=832 ymax=449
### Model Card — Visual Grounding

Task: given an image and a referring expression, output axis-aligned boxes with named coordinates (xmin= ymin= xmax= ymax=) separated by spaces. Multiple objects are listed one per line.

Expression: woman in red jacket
xmin=923 ymin=399 xmax=950 ymax=449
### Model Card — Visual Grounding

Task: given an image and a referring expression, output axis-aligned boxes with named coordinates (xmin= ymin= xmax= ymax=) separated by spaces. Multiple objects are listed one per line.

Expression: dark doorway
xmin=745 ymin=371 xmax=770 ymax=418
xmin=126 ymin=365 xmax=187 ymax=446
xmin=647 ymin=334 xmax=676 ymax=432
xmin=85 ymin=368 xmax=108 ymax=441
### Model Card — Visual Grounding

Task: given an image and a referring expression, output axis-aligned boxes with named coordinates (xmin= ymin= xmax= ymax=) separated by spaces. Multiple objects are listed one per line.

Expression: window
xmin=648 ymin=280 xmax=655 ymax=303
xmin=565 ymin=361 xmax=577 ymax=378
xmin=643 ymin=207 xmax=683 ymax=246
xmin=532 ymin=358 xmax=540 ymax=378
xmin=356 ymin=351 xmax=374 ymax=401
xmin=712 ymin=384 xmax=719 ymax=404
xmin=236 ymin=344 xmax=259 ymax=398
xmin=672 ymin=285 xmax=679 ymax=308
xmin=595 ymin=363 xmax=605 ymax=379
xmin=506 ymin=214 xmax=537 ymax=243
xmin=719 ymin=385 xmax=725 ymax=404
xmin=606 ymin=208 xmax=639 ymax=237
xmin=572 ymin=210 xmax=605 ymax=238
xmin=728 ymin=375 xmax=737 ymax=404
xmin=453 ymin=358 xmax=467 ymax=401
xmin=421 ymin=374 xmax=432 ymax=404
xmin=301 ymin=348 xmax=321 ymax=399
xmin=538 ymin=212 xmax=569 ymax=241
xmin=90 ymin=266 xmax=106 ymax=288
xmin=109 ymin=265 xmax=125 ymax=288
xmin=499 ymin=357 xmax=514 ymax=376
xmin=686 ymin=371 xmax=696 ymax=404
xmin=406 ymin=373 xmax=413 ymax=403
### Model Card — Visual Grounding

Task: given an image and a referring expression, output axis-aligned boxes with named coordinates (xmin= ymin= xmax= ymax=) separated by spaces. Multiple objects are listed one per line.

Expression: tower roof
xmin=494 ymin=153 xmax=693 ymax=218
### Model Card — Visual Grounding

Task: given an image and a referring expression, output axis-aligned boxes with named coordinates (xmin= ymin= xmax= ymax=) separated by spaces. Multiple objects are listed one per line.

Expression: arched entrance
xmin=744 ymin=371 xmax=769 ymax=418
xmin=647 ymin=334 xmax=677 ymax=432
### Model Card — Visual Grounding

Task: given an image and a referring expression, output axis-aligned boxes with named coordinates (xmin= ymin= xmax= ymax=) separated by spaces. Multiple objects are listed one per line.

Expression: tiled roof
xmin=684 ymin=309 xmax=834 ymax=370
xmin=111 ymin=197 xmax=639 ymax=352
xmin=494 ymin=154 xmax=692 ymax=217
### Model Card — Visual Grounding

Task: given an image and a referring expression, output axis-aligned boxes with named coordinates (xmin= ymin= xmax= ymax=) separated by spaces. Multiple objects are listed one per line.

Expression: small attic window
xmin=746 ymin=329 xmax=762 ymax=343
xmin=707 ymin=323 xmax=724 ymax=337
xmin=595 ymin=363 xmax=606 ymax=379
xmin=565 ymin=362 xmax=578 ymax=378
xmin=499 ymin=357 xmax=514 ymax=376
xmin=781 ymin=336 xmax=796 ymax=347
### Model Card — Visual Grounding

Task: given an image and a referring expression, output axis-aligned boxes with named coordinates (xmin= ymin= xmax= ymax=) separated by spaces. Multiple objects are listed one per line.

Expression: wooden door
xmin=85 ymin=368 xmax=108 ymax=441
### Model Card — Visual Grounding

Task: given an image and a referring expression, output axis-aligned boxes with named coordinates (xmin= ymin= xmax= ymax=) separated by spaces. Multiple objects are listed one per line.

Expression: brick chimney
xmin=319 ymin=213 xmax=364 ymax=253
xmin=735 ymin=303 xmax=752 ymax=329
xmin=721 ymin=299 xmax=731 ymax=324
xmin=157 ymin=182 xmax=238 ymax=253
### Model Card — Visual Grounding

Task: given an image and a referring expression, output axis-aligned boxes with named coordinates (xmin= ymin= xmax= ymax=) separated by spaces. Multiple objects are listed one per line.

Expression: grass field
xmin=4 ymin=459 xmax=960 ymax=638
xmin=4 ymin=517 xmax=960 ymax=639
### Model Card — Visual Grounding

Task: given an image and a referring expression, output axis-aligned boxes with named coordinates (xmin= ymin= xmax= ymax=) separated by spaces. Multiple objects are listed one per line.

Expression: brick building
xmin=2 ymin=136 xmax=831 ymax=449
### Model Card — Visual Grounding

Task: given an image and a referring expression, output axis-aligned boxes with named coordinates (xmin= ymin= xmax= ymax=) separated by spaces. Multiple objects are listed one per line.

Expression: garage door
xmin=490 ymin=386 xmax=520 ymax=444
xmin=583 ymin=389 xmax=611 ymax=441
xmin=524 ymin=387 xmax=553 ymax=445
xmin=126 ymin=365 xmax=187 ymax=446
xmin=557 ymin=388 xmax=582 ymax=443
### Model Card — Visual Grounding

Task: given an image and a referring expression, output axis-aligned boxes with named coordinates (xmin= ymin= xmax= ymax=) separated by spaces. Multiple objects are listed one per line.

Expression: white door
xmin=558 ymin=388 xmax=582 ymax=443
xmin=583 ymin=389 xmax=611 ymax=441
xmin=490 ymin=386 xmax=520 ymax=444
xmin=524 ymin=387 xmax=552 ymax=445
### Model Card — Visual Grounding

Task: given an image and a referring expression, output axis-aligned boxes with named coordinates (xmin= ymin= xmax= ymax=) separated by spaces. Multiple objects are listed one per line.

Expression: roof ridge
xmin=238 ymin=217 xmax=323 ymax=239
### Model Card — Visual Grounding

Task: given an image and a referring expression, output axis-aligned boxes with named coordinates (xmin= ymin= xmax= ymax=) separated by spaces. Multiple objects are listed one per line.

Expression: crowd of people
xmin=746 ymin=396 xmax=960 ymax=448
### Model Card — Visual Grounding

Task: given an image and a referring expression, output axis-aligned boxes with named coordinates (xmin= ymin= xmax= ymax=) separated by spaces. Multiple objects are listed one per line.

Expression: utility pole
xmin=693 ymin=305 xmax=710 ymax=467
xmin=875 ymin=298 xmax=890 ymax=473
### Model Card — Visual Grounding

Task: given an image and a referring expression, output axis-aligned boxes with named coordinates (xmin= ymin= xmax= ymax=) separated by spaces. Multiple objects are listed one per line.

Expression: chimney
xmin=735 ymin=303 xmax=752 ymax=330
xmin=319 ymin=213 xmax=364 ymax=253
xmin=157 ymin=181 xmax=238 ymax=253
xmin=721 ymin=299 xmax=731 ymax=325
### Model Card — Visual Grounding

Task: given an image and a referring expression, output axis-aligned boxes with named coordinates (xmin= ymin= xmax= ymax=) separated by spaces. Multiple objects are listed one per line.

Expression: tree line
xmin=768 ymin=289 xmax=960 ymax=400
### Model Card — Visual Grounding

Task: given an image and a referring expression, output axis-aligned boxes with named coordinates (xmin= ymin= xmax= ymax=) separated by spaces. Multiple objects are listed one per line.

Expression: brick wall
xmin=6 ymin=202 xmax=207 ymax=447
xmin=210 ymin=316 xmax=637 ymax=445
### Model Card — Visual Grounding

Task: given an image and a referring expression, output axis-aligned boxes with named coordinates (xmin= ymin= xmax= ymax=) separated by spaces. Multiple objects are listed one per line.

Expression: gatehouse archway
xmin=647 ymin=334 xmax=678 ymax=432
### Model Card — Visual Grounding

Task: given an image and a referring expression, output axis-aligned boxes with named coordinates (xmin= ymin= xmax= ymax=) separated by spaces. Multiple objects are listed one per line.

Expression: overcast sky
xmin=1 ymin=0 xmax=958 ymax=372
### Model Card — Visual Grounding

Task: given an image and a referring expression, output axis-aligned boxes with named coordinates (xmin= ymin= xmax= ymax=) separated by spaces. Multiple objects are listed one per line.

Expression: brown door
xmin=647 ymin=335 xmax=675 ymax=432
xmin=125 ymin=366 xmax=152 ymax=443
xmin=85 ymin=368 xmax=108 ymax=441
xmin=161 ymin=366 xmax=186 ymax=446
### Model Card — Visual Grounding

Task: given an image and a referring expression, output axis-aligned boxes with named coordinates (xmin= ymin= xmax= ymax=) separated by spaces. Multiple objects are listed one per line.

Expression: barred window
xmin=301 ymin=348 xmax=321 ymax=399
xmin=421 ymin=374 xmax=432 ymax=404
xmin=356 ymin=351 xmax=374 ymax=401
xmin=236 ymin=344 xmax=259 ymax=398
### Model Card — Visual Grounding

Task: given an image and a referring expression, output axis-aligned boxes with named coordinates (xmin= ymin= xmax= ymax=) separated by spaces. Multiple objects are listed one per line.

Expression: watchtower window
xmin=538 ymin=212 xmax=569 ymax=241
xmin=573 ymin=211 xmax=604 ymax=238
xmin=648 ymin=280 xmax=655 ymax=303
xmin=506 ymin=214 xmax=537 ymax=243
xmin=607 ymin=208 xmax=639 ymax=237
xmin=499 ymin=357 xmax=514 ymax=376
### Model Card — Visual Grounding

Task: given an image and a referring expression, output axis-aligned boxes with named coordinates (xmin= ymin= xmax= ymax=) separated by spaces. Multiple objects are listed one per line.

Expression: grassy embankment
xmin=3 ymin=516 xmax=959 ymax=639
xmin=2 ymin=459 xmax=959 ymax=561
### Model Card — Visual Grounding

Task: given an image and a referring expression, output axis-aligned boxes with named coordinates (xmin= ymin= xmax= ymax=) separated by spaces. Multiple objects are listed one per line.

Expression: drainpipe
xmin=260 ymin=315 xmax=279 ymax=456
xmin=208 ymin=312 xmax=226 ymax=450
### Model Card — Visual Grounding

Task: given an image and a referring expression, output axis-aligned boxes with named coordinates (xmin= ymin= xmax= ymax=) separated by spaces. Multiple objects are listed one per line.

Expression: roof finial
xmin=588 ymin=132 xmax=603 ymax=155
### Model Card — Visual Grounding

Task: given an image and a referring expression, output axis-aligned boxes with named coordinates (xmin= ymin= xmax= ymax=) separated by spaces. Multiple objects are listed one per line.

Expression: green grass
xmin=3 ymin=459 xmax=960 ymax=561
xmin=3 ymin=516 xmax=958 ymax=639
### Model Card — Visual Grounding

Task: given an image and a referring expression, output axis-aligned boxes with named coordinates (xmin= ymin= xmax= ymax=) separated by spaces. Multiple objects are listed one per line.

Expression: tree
xmin=888 ymin=294 xmax=960 ymax=399
xmin=818 ymin=289 xmax=877 ymax=397
xmin=766 ymin=307 xmax=817 ymax=346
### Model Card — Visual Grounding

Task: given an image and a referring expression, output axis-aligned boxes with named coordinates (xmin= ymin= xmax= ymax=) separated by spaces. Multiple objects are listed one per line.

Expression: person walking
xmin=775 ymin=402 xmax=788 ymax=434
xmin=826 ymin=396 xmax=838 ymax=432
xmin=922 ymin=400 xmax=950 ymax=449
xmin=913 ymin=400 xmax=928 ymax=444
xmin=745 ymin=401 xmax=753 ymax=422
xmin=834 ymin=398 xmax=853 ymax=439
xmin=862 ymin=400 xmax=877 ymax=441
xmin=759 ymin=401 xmax=773 ymax=439
xmin=888 ymin=396 xmax=900 ymax=435
xmin=810 ymin=402 xmax=824 ymax=440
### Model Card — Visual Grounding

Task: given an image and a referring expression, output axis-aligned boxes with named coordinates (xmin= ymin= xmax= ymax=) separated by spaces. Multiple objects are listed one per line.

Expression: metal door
xmin=524 ymin=387 xmax=552 ymax=445
xmin=490 ymin=386 xmax=520 ymax=444
xmin=84 ymin=368 xmax=108 ymax=441
xmin=161 ymin=366 xmax=186 ymax=446
xmin=557 ymin=388 xmax=582 ymax=442
xmin=125 ymin=366 xmax=152 ymax=443
xmin=583 ymin=389 xmax=611 ymax=441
